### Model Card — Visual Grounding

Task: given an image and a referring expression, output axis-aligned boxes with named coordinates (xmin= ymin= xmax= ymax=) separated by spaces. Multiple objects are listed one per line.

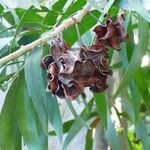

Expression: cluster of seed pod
xmin=41 ymin=14 xmax=127 ymax=100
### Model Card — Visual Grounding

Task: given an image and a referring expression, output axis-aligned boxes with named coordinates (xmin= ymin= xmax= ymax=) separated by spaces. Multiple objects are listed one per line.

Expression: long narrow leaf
xmin=25 ymin=47 xmax=63 ymax=142
xmin=66 ymin=100 xmax=90 ymax=129
xmin=25 ymin=48 xmax=48 ymax=134
xmin=16 ymin=71 xmax=44 ymax=150
xmin=136 ymin=118 xmax=150 ymax=149
xmin=0 ymin=77 xmax=21 ymax=150
xmin=120 ymin=13 xmax=140 ymax=123
xmin=106 ymin=111 xmax=121 ymax=150
xmin=62 ymin=99 xmax=94 ymax=149
xmin=134 ymin=69 xmax=150 ymax=112
xmin=113 ymin=15 xmax=149 ymax=100
xmin=94 ymin=92 xmax=107 ymax=128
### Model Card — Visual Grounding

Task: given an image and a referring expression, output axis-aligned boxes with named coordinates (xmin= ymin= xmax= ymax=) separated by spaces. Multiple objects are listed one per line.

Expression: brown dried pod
xmin=41 ymin=13 xmax=127 ymax=100
xmin=93 ymin=14 xmax=128 ymax=50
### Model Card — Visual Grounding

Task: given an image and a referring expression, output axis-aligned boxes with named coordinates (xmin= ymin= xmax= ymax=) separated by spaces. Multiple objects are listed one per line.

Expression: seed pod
xmin=41 ymin=13 xmax=127 ymax=100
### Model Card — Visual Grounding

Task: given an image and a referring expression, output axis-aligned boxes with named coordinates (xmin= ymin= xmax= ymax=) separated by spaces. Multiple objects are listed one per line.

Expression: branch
xmin=0 ymin=4 xmax=91 ymax=65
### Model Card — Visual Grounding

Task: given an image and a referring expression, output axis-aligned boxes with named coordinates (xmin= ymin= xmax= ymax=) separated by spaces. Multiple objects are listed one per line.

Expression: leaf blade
xmin=16 ymin=71 xmax=44 ymax=150
xmin=0 ymin=77 xmax=21 ymax=150
xmin=25 ymin=47 xmax=63 ymax=142
xmin=113 ymin=15 xmax=149 ymax=100
xmin=94 ymin=92 xmax=107 ymax=128
xmin=62 ymin=99 xmax=94 ymax=149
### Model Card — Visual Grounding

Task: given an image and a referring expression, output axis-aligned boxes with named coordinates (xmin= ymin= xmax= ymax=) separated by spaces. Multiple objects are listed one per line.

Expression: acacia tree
xmin=0 ymin=0 xmax=150 ymax=150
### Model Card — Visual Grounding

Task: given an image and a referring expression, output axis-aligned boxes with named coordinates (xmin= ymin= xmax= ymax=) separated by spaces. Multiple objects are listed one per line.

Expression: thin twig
xmin=0 ymin=4 xmax=91 ymax=66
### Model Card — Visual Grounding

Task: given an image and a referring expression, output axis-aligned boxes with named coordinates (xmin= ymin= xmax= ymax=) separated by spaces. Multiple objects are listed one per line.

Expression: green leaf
xmin=121 ymin=91 xmax=135 ymax=122
xmin=112 ymin=15 xmax=149 ymax=100
xmin=0 ymin=4 xmax=4 ymax=15
xmin=85 ymin=118 xmax=99 ymax=150
xmin=128 ymin=81 xmax=140 ymax=123
xmin=0 ymin=73 xmax=15 ymax=85
xmin=134 ymin=69 xmax=150 ymax=112
xmin=113 ymin=0 xmax=131 ymax=10
xmin=0 ymin=77 xmax=21 ymax=150
xmin=49 ymin=120 xmax=74 ymax=136
xmin=126 ymin=15 xmax=135 ymax=62
xmin=66 ymin=100 xmax=90 ymax=129
xmin=49 ymin=112 xmax=98 ymax=136
xmin=25 ymin=47 xmax=63 ymax=142
xmin=25 ymin=48 xmax=47 ymax=134
xmin=60 ymin=0 xmax=86 ymax=21
xmin=10 ymin=7 xmax=32 ymax=52
xmin=32 ymin=101 xmax=48 ymax=150
xmin=43 ymin=0 xmax=68 ymax=26
xmin=64 ymin=10 xmax=100 ymax=45
xmin=94 ymin=92 xmax=107 ymax=128
xmin=135 ymin=118 xmax=150 ymax=149
xmin=16 ymin=70 xmax=45 ymax=150
xmin=120 ymin=13 xmax=140 ymax=123
xmin=3 ymin=11 xmax=16 ymax=25
xmin=62 ymin=99 xmax=94 ymax=149
xmin=16 ymin=8 xmax=43 ymax=23
xmin=106 ymin=111 xmax=121 ymax=150
xmin=130 ymin=0 xmax=150 ymax=23
xmin=85 ymin=128 xmax=93 ymax=150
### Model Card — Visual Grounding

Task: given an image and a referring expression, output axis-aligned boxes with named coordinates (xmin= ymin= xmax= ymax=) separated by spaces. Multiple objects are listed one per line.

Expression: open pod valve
xmin=41 ymin=14 xmax=128 ymax=100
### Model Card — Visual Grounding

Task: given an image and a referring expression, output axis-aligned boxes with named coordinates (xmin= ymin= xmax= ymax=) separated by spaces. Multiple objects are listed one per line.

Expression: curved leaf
xmin=134 ymin=69 xmax=150 ymax=112
xmin=66 ymin=100 xmax=90 ymax=129
xmin=106 ymin=111 xmax=121 ymax=150
xmin=16 ymin=71 xmax=44 ymax=150
xmin=94 ymin=92 xmax=107 ymax=128
xmin=25 ymin=47 xmax=63 ymax=142
xmin=113 ymin=15 xmax=149 ymax=100
xmin=0 ymin=77 xmax=21 ymax=150
xmin=62 ymin=99 xmax=94 ymax=149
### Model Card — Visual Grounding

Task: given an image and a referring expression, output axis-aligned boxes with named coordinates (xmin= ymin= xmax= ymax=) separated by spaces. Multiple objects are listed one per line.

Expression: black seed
xmin=41 ymin=55 xmax=54 ymax=69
